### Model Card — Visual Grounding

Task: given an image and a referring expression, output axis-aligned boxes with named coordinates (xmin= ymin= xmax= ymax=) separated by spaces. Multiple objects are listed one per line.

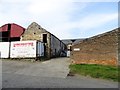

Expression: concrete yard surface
xmin=2 ymin=73 xmax=118 ymax=88
xmin=1 ymin=57 xmax=119 ymax=88
xmin=2 ymin=57 xmax=70 ymax=78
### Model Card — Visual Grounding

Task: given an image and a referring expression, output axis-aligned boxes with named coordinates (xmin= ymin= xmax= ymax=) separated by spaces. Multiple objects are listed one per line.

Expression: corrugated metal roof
xmin=0 ymin=23 xmax=25 ymax=38
xmin=0 ymin=24 xmax=8 ymax=32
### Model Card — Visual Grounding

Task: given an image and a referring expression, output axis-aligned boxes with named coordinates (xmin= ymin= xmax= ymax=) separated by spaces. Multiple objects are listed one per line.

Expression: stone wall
xmin=71 ymin=28 xmax=119 ymax=66
xmin=21 ymin=22 xmax=48 ymax=41
xmin=21 ymin=22 xmax=66 ymax=59
xmin=21 ymin=22 xmax=51 ymax=59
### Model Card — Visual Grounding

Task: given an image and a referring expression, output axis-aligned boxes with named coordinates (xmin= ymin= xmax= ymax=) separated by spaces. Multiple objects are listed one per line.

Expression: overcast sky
xmin=0 ymin=0 xmax=119 ymax=39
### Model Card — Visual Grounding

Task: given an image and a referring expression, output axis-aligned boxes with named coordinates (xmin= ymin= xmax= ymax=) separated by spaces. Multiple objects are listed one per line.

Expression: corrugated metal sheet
xmin=37 ymin=41 xmax=44 ymax=57
xmin=0 ymin=42 xmax=10 ymax=58
xmin=0 ymin=24 xmax=8 ymax=32
xmin=10 ymin=23 xmax=25 ymax=37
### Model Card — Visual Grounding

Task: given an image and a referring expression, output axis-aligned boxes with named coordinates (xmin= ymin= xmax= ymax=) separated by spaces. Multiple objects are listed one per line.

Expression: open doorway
xmin=43 ymin=34 xmax=47 ymax=43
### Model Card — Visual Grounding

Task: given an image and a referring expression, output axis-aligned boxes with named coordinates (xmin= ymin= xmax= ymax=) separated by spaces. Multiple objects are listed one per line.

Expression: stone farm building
xmin=21 ymin=22 xmax=67 ymax=59
xmin=71 ymin=28 xmax=120 ymax=66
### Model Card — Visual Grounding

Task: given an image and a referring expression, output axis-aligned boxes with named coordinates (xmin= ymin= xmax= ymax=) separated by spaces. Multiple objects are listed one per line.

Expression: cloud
xmin=71 ymin=13 xmax=118 ymax=30
xmin=49 ymin=13 xmax=118 ymax=39
xmin=76 ymin=0 xmax=118 ymax=1
xmin=25 ymin=0 xmax=88 ymax=39
xmin=0 ymin=0 xmax=118 ymax=39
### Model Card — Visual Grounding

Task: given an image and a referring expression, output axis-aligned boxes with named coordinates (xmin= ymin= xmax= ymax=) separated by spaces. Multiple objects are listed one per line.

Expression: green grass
xmin=69 ymin=64 xmax=120 ymax=82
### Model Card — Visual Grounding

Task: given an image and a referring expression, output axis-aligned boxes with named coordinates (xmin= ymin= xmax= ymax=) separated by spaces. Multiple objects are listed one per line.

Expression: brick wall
xmin=118 ymin=28 xmax=120 ymax=66
xmin=71 ymin=28 xmax=119 ymax=66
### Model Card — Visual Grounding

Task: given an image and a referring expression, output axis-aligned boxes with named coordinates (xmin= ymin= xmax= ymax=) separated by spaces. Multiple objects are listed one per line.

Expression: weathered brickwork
xmin=118 ymin=28 xmax=120 ymax=66
xmin=71 ymin=28 xmax=119 ymax=66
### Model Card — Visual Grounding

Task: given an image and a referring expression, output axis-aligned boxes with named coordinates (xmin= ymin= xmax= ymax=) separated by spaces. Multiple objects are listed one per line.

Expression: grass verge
xmin=69 ymin=64 xmax=119 ymax=82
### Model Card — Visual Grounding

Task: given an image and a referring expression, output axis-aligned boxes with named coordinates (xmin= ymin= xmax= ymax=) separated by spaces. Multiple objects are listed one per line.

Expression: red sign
xmin=13 ymin=42 xmax=33 ymax=47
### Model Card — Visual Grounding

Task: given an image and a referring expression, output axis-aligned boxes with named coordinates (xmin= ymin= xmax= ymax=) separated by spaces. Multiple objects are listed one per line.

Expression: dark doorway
xmin=43 ymin=34 xmax=47 ymax=43
xmin=10 ymin=37 xmax=20 ymax=41
xmin=1 ymin=32 xmax=9 ymax=37
xmin=0 ymin=32 xmax=9 ymax=42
